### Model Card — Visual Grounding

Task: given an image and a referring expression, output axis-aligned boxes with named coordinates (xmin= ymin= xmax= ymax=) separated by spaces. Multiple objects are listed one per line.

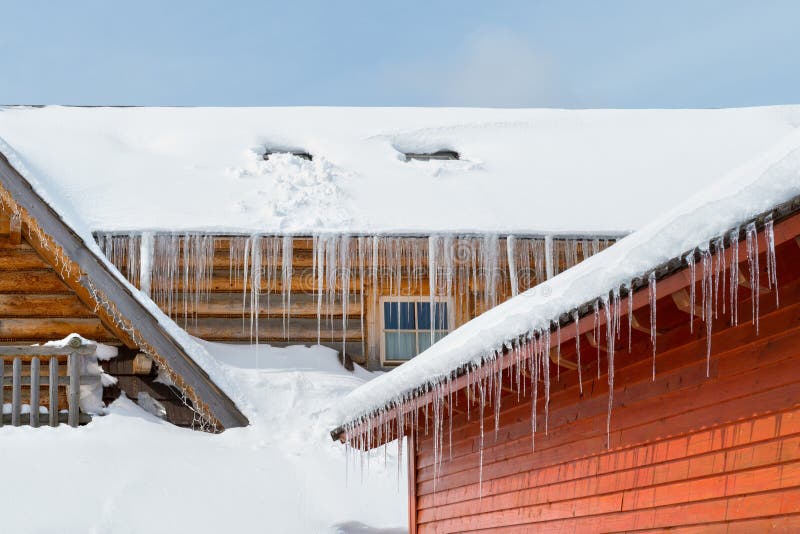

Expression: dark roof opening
xmin=404 ymin=150 xmax=460 ymax=162
xmin=263 ymin=149 xmax=313 ymax=161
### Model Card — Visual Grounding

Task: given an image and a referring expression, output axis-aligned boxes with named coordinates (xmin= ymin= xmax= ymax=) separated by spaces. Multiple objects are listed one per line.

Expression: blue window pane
xmin=418 ymin=332 xmax=433 ymax=353
xmin=417 ymin=302 xmax=431 ymax=330
xmin=399 ymin=302 xmax=415 ymax=329
xmin=386 ymin=332 xmax=416 ymax=360
xmin=434 ymin=302 xmax=448 ymax=330
xmin=383 ymin=302 xmax=399 ymax=329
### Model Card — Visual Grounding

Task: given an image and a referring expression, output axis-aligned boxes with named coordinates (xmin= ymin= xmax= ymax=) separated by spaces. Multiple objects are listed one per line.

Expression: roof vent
xmin=263 ymin=149 xmax=313 ymax=161
xmin=404 ymin=150 xmax=459 ymax=162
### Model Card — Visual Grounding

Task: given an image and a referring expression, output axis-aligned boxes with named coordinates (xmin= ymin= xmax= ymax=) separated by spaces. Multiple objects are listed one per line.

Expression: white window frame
xmin=379 ymin=295 xmax=455 ymax=366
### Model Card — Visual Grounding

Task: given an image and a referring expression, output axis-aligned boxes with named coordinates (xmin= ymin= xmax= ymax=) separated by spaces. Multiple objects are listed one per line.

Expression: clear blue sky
xmin=1 ymin=0 xmax=798 ymax=108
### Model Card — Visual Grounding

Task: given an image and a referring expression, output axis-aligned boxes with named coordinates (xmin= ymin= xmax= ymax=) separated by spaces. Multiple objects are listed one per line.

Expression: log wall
xmin=408 ymin=232 xmax=800 ymax=532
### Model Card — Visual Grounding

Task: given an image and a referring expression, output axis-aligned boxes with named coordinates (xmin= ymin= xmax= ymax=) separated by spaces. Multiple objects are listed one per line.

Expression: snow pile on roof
xmin=332 ymin=126 xmax=800 ymax=427
xmin=1 ymin=105 xmax=799 ymax=234
xmin=0 ymin=342 xmax=405 ymax=533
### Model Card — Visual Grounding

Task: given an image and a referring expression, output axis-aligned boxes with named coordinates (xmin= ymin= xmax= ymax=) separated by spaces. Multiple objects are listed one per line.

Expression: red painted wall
xmin=409 ymin=229 xmax=800 ymax=532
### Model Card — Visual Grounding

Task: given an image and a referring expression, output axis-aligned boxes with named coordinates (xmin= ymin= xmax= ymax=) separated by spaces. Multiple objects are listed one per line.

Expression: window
xmin=263 ymin=149 xmax=313 ymax=161
xmin=380 ymin=297 xmax=453 ymax=364
xmin=403 ymin=150 xmax=460 ymax=162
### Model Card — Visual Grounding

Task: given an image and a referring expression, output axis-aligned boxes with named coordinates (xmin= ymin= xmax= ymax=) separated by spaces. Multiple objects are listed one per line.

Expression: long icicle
xmin=574 ymin=310 xmax=583 ymax=395
xmin=746 ymin=223 xmax=760 ymax=334
xmin=648 ymin=271 xmax=657 ymax=381
xmin=765 ymin=217 xmax=779 ymax=308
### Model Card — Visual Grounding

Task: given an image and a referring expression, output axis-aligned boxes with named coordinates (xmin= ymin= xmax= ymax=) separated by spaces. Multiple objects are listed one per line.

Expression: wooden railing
xmin=0 ymin=335 xmax=97 ymax=427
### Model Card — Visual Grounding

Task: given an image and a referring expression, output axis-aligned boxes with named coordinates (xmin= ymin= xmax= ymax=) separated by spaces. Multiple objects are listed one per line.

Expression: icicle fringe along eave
xmin=331 ymin=194 xmax=800 ymax=444
xmin=92 ymin=230 xmax=629 ymax=241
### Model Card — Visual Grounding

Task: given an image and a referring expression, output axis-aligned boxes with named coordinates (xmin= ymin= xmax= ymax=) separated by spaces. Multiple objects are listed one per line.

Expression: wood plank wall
xmin=409 ymin=236 xmax=800 ymax=532
xmin=100 ymin=235 xmax=612 ymax=368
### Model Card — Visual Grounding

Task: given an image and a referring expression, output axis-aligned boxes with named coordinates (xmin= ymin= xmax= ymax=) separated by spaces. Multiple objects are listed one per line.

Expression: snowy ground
xmin=0 ymin=342 xmax=406 ymax=534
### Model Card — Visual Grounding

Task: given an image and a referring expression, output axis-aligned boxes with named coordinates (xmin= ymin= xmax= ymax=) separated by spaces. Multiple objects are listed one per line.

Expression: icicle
xmin=340 ymin=235 xmax=351 ymax=361
xmin=543 ymin=329 xmax=550 ymax=435
xmin=138 ymin=232 xmax=154 ymax=298
xmin=765 ymin=217 xmax=779 ymax=308
xmin=685 ymin=252 xmax=696 ymax=333
xmin=730 ymin=229 xmax=740 ymax=326
xmin=531 ymin=335 xmax=539 ymax=452
xmin=358 ymin=237 xmax=366 ymax=359
xmin=574 ymin=310 xmax=583 ymax=395
xmin=448 ymin=378 xmax=453 ymax=461
xmin=281 ymin=236 xmax=293 ymax=340
xmin=494 ymin=354 xmax=502 ymax=438
xmin=603 ymin=294 xmax=615 ymax=449
xmin=429 ymin=235 xmax=439 ymax=346
xmin=556 ymin=322 xmax=561 ymax=382
xmin=648 ymin=271 xmax=657 ymax=381
xmin=627 ymin=284 xmax=633 ymax=354
xmin=746 ymin=223 xmax=760 ymax=334
xmin=507 ymin=235 xmax=519 ymax=297
xmin=702 ymin=248 xmax=713 ymax=377
xmin=718 ymin=236 xmax=727 ymax=317
xmin=544 ymin=235 xmax=554 ymax=280
xmin=593 ymin=301 xmax=600 ymax=379
xmin=249 ymin=236 xmax=262 ymax=344
xmin=480 ymin=234 xmax=500 ymax=311
xmin=315 ymin=236 xmax=326 ymax=344
xmin=478 ymin=371 xmax=486 ymax=499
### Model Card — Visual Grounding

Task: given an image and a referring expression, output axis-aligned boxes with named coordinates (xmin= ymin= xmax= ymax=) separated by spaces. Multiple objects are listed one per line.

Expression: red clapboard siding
xmin=409 ymin=231 xmax=800 ymax=533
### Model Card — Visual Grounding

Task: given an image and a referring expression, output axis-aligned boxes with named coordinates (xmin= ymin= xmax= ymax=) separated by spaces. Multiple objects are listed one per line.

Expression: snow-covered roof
xmin=1 ymin=105 xmax=799 ymax=235
xmin=332 ymin=126 xmax=800 ymax=429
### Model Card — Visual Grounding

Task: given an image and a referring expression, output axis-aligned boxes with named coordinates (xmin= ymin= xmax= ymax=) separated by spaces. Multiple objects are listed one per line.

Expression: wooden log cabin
xmin=332 ymin=184 xmax=800 ymax=531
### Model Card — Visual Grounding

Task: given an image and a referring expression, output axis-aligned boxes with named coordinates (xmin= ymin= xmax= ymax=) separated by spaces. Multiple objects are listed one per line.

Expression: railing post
xmin=11 ymin=357 xmax=21 ymax=427
xmin=49 ymin=357 xmax=58 ymax=427
xmin=30 ymin=357 xmax=40 ymax=427
xmin=67 ymin=352 xmax=80 ymax=428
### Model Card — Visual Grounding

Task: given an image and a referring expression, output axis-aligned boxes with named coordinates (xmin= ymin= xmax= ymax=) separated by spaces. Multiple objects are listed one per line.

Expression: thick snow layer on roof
xmin=0 ymin=342 xmax=405 ymax=533
xmin=1 ymin=105 xmax=799 ymax=234
xmin=333 ymin=126 xmax=800 ymax=426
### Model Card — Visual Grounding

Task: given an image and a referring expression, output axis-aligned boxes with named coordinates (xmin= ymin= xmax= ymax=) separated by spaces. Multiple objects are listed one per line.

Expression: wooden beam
xmin=737 ymin=269 xmax=771 ymax=292
xmin=670 ymin=288 xmax=704 ymax=317
xmin=0 ymin=152 xmax=248 ymax=429
xmin=550 ymin=348 xmax=577 ymax=370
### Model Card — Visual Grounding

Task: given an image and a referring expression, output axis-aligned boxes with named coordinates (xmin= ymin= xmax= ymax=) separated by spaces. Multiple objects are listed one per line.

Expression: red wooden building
xmin=333 ymin=191 xmax=800 ymax=532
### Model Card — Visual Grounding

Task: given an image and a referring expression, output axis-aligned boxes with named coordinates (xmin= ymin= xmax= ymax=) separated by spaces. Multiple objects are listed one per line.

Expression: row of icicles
xmin=96 ymin=232 xmax=612 ymax=351
xmin=341 ymin=218 xmax=780 ymax=497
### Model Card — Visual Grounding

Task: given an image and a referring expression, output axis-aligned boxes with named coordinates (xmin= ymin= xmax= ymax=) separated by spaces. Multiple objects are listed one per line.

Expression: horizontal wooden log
xmin=0 ymin=248 xmax=49 ymax=270
xmin=0 ymin=318 xmax=114 ymax=341
xmin=181 ymin=317 xmax=362 ymax=341
xmin=160 ymin=291 xmax=362 ymax=318
xmin=0 ymin=293 xmax=93 ymax=317
xmin=0 ymin=270 xmax=70 ymax=293
xmin=114 ymin=375 xmax=178 ymax=402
